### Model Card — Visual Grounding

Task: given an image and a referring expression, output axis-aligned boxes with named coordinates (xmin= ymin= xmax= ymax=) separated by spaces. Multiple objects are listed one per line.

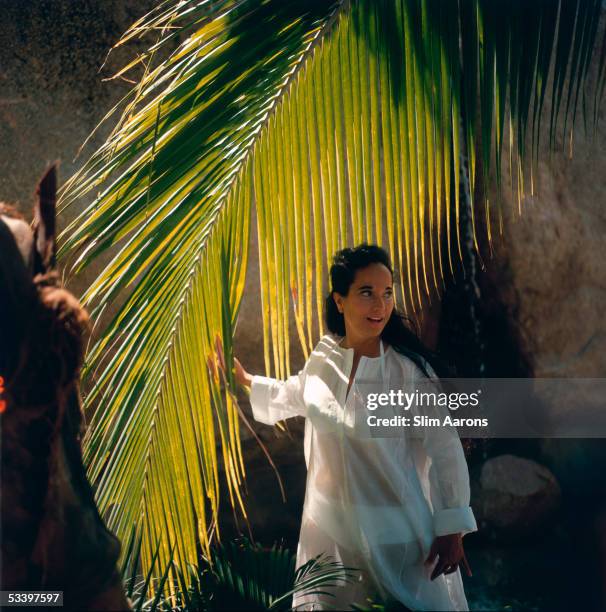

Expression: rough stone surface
xmin=484 ymin=147 xmax=606 ymax=381
xmin=471 ymin=454 xmax=561 ymax=533
xmin=0 ymin=1 xmax=159 ymax=209
xmin=479 ymin=54 xmax=606 ymax=382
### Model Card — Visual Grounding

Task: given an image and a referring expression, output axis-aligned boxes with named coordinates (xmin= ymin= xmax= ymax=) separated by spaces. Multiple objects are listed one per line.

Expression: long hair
xmin=324 ymin=243 xmax=452 ymax=379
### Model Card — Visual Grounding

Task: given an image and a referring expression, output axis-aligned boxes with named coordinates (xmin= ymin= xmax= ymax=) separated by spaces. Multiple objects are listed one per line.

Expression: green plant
xmin=122 ymin=534 xmax=356 ymax=611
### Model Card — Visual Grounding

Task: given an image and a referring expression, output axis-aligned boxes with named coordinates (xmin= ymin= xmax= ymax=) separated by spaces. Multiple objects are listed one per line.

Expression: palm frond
xmin=60 ymin=0 xmax=342 ymax=583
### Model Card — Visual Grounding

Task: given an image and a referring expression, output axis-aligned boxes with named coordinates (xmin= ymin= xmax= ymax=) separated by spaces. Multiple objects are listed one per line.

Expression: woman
xmin=217 ymin=244 xmax=477 ymax=611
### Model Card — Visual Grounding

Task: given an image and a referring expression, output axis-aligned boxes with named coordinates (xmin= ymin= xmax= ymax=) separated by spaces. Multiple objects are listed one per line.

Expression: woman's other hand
xmin=424 ymin=533 xmax=472 ymax=580
xmin=211 ymin=336 xmax=253 ymax=389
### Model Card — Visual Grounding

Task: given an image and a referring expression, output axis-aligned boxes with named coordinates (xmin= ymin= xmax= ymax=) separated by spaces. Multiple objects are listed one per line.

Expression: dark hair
xmin=324 ymin=243 xmax=451 ymax=379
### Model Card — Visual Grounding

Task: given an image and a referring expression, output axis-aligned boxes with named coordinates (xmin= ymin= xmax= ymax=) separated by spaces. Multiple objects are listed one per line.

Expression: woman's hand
xmin=424 ymin=533 xmax=472 ymax=580
xmin=212 ymin=336 xmax=253 ymax=389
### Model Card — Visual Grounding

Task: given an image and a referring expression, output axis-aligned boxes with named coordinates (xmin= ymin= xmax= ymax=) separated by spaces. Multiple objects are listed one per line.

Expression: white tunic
xmin=250 ymin=334 xmax=477 ymax=611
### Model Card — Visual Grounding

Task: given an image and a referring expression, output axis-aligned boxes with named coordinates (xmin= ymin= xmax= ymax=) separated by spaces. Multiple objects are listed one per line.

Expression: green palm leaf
xmin=58 ymin=0 xmax=606 ymax=591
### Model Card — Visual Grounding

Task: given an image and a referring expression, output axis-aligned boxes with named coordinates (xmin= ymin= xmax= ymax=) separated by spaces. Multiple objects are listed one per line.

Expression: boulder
xmin=472 ymin=454 xmax=561 ymax=534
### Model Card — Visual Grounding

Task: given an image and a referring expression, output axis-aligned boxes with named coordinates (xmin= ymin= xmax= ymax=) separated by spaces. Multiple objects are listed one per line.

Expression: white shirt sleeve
xmin=249 ymin=369 xmax=307 ymax=425
xmin=410 ymin=360 xmax=478 ymax=537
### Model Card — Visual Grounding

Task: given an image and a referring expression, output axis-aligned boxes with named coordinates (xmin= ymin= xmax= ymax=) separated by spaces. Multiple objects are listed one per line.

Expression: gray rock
xmin=472 ymin=454 xmax=561 ymax=534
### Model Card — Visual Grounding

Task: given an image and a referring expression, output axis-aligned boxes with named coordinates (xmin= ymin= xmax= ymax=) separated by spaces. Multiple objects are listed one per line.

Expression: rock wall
xmin=482 ymin=113 xmax=606 ymax=380
xmin=0 ymin=1 xmax=158 ymax=209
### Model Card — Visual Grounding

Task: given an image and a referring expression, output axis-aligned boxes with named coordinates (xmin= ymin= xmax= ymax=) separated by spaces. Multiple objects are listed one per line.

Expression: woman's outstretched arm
xmin=213 ymin=337 xmax=307 ymax=425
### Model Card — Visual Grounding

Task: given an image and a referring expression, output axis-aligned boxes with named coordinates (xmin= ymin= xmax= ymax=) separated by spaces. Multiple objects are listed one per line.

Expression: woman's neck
xmin=341 ymin=335 xmax=382 ymax=358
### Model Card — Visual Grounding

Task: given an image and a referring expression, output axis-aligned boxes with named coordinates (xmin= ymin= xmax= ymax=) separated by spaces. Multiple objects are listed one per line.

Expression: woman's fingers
xmin=212 ymin=335 xmax=251 ymax=388
xmin=426 ymin=539 xmax=447 ymax=580
xmin=431 ymin=554 xmax=472 ymax=580
xmin=424 ymin=541 xmax=438 ymax=566
xmin=431 ymin=558 xmax=461 ymax=580
xmin=430 ymin=559 xmax=448 ymax=581
xmin=426 ymin=534 xmax=471 ymax=581
xmin=440 ymin=557 xmax=470 ymax=577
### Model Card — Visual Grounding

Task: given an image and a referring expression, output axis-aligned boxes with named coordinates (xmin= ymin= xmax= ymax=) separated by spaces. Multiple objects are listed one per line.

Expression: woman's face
xmin=333 ymin=263 xmax=394 ymax=343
